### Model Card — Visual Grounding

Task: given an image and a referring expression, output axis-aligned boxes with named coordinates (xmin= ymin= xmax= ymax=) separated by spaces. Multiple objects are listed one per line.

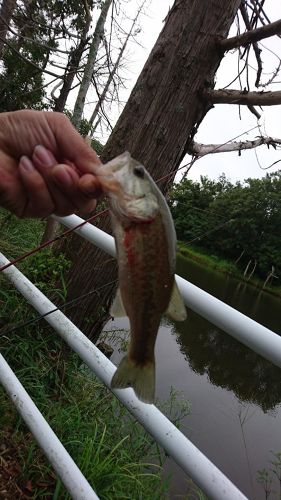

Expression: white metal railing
xmin=2 ymin=212 xmax=280 ymax=499
xmin=0 ymin=251 xmax=247 ymax=500
xmin=0 ymin=353 xmax=99 ymax=500
xmin=54 ymin=215 xmax=281 ymax=370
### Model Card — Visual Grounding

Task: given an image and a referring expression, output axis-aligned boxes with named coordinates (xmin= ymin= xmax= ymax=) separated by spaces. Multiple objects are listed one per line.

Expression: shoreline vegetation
xmin=177 ymin=242 xmax=281 ymax=299
xmin=170 ymin=172 xmax=281 ymax=301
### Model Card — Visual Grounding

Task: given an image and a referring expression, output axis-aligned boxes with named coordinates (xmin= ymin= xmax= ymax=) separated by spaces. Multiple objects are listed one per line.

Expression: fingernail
xmin=33 ymin=145 xmax=55 ymax=167
xmin=20 ymin=156 xmax=35 ymax=172
xmin=53 ymin=166 xmax=73 ymax=187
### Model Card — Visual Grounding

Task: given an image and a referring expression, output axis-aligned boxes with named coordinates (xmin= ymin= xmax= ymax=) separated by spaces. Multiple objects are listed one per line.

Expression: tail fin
xmin=111 ymin=355 xmax=155 ymax=404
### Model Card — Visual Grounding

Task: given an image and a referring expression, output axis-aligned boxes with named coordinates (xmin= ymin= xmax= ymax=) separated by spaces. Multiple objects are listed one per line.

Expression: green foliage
xmin=0 ymin=41 xmax=47 ymax=112
xmin=0 ymin=210 xmax=44 ymax=257
xmin=170 ymin=171 xmax=281 ymax=284
xmin=0 ymin=1 xmax=55 ymax=111
xmin=64 ymin=110 xmax=104 ymax=154
xmin=0 ymin=327 xmax=168 ymax=498
xmin=257 ymin=452 xmax=281 ymax=499
xmin=177 ymin=243 xmax=237 ymax=275
xmin=26 ymin=248 xmax=71 ymax=300
xmin=0 ymin=0 xmax=99 ymax=112
xmin=91 ymin=137 xmax=104 ymax=156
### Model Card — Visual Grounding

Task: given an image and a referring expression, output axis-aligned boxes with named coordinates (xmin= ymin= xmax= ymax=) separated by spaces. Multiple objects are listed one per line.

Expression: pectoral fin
xmin=166 ymin=279 xmax=187 ymax=321
xmin=110 ymin=288 xmax=127 ymax=317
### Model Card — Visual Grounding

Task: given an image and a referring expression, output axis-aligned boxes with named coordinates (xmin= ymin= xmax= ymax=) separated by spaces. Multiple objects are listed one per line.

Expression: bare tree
xmin=41 ymin=1 xmax=93 ymax=245
xmin=72 ymin=0 xmax=113 ymax=128
xmin=54 ymin=1 xmax=92 ymax=112
xmin=88 ymin=0 xmax=147 ymax=131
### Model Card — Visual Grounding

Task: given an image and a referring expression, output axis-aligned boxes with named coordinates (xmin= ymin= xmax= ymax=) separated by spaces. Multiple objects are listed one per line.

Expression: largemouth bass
xmin=99 ymin=152 xmax=187 ymax=403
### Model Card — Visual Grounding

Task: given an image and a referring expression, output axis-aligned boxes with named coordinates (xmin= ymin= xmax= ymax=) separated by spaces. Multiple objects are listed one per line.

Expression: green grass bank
xmin=0 ymin=212 xmax=190 ymax=499
xmin=177 ymin=242 xmax=281 ymax=299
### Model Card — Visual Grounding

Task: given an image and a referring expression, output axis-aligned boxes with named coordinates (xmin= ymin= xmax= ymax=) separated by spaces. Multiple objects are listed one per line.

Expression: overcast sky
xmin=88 ymin=1 xmax=281 ymax=184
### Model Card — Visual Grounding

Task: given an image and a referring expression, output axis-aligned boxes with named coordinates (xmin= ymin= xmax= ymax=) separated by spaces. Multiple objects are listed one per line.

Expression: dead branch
xmin=50 ymin=80 xmax=63 ymax=100
xmin=239 ymin=2 xmax=262 ymax=87
xmin=247 ymin=104 xmax=261 ymax=119
xmin=221 ymin=18 xmax=281 ymax=51
xmin=203 ymin=88 xmax=281 ymax=106
xmin=189 ymin=136 xmax=281 ymax=156
xmin=0 ymin=14 xmax=70 ymax=54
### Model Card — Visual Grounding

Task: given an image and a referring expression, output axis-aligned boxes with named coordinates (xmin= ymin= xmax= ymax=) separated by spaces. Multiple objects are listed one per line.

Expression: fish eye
xmin=133 ymin=165 xmax=145 ymax=178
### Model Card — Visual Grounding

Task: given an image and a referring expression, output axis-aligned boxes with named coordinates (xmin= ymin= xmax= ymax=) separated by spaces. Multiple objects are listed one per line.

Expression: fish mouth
xmin=95 ymin=170 xmax=121 ymax=196
xmin=109 ymin=196 xmax=158 ymax=223
xmin=126 ymin=213 xmax=156 ymax=224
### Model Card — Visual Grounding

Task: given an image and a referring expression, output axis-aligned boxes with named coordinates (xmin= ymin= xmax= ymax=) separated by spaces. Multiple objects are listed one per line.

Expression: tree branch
xmin=0 ymin=14 xmax=70 ymax=54
xmin=189 ymin=136 xmax=281 ymax=156
xmin=203 ymin=88 xmax=281 ymax=106
xmin=221 ymin=18 xmax=281 ymax=51
xmin=0 ymin=36 xmax=62 ymax=79
xmin=239 ymin=2 xmax=262 ymax=87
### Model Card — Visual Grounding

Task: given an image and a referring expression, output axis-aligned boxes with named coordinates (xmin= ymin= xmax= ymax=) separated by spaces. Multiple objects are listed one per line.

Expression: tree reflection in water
xmin=173 ymin=309 xmax=281 ymax=413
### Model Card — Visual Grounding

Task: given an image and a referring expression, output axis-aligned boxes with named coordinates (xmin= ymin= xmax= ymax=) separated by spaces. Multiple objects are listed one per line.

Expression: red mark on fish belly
xmin=124 ymin=221 xmax=153 ymax=267
xmin=124 ymin=227 xmax=136 ymax=267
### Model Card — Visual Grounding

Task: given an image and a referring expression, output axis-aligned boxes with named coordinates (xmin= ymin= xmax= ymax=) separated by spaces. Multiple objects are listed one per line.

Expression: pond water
xmin=103 ymin=255 xmax=281 ymax=499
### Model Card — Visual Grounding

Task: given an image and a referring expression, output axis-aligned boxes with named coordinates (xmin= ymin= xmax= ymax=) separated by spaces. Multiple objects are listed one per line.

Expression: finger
xmin=47 ymin=113 xmax=102 ymax=173
xmin=0 ymin=151 xmax=27 ymax=217
xmin=32 ymin=145 xmax=75 ymax=216
xmin=52 ymin=164 xmax=98 ymax=215
xmin=78 ymin=173 xmax=103 ymax=199
xmin=18 ymin=156 xmax=55 ymax=218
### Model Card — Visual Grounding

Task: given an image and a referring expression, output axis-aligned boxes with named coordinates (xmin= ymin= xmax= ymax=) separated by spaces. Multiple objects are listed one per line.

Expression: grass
xmin=0 ymin=209 xmax=178 ymax=498
xmin=177 ymin=241 xmax=281 ymax=298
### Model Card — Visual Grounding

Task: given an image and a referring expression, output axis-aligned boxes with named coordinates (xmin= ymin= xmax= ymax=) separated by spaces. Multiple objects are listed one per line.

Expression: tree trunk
xmin=40 ymin=217 xmax=59 ymax=244
xmin=72 ymin=0 xmax=112 ymax=128
xmin=234 ymin=249 xmax=245 ymax=265
xmin=54 ymin=10 xmax=92 ymax=112
xmin=39 ymin=7 xmax=93 ymax=244
xmin=64 ymin=0 xmax=242 ymax=339
xmin=0 ymin=0 xmax=17 ymax=59
xmin=243 ymin=259 xmax=252 ymax=278
xmin=247 ymin=259 xmax=257 ymax=280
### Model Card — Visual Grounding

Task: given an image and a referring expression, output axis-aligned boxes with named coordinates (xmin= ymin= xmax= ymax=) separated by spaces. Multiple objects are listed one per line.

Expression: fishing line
xmin=179 ymin=218 xmax=234 ymax=248
xmin=0 ymin=124 xmax=260 ymax=274
xmin=0 ymin=279 xmax=118 ymax=338
xmin=156 ymin=124 xmax=260 ymax=185
xmin=0 ymin=208 xmax=109 ymax=273
xmin=171 ymin=201 xmax=229 ymax=221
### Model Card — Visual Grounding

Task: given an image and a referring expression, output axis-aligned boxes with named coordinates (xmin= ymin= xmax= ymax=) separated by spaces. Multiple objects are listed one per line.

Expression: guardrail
xmin=54 ymin=215 xmax=281 ymax=370
xmin=1 ymin=213 xmax=279 ymax=499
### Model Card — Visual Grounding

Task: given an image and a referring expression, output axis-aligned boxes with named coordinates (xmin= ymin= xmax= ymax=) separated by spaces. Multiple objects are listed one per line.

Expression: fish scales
xmin=96 ymin=152 xmax=187 ymax=403
xmin=116 ymin=213 xmax=174 ymax=365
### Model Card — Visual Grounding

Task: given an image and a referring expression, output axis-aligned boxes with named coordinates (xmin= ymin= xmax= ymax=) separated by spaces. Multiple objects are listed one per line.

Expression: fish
xmin=99 ymin=151 xmax=187 ymax=404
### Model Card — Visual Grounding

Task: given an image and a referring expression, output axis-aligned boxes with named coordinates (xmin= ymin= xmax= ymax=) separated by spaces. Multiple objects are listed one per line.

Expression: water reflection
xmin=104 ymin=256 xmax=281 ymax=498
xmin=175 ymin=255 xmax=281 ymax=413
xmin=173 ymin=313 xmax=281 ymax=412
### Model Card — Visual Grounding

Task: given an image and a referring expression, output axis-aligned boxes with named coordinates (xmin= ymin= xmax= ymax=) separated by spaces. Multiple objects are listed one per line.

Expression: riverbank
xmin=177 ymin=241 xmax=281 ymax=299
xmin=0 ymin=212 xmax=172 ymax=498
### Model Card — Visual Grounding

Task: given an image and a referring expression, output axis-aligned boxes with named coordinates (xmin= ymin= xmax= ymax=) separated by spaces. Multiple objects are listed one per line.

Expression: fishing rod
xmin=0 ymin=124 xmax=260 ymax=274
xmin=0 ymin=279 xmax=118 ymax=338
xmin=0 ymin=208 xmax=109 ymax=273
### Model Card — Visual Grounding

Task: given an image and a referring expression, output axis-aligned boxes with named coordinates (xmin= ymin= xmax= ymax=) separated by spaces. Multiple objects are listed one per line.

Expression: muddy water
xmin=104 ymin=255 xmax=281 ymax=499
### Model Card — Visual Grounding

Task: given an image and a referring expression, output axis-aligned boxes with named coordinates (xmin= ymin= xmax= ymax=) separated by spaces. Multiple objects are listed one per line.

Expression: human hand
xmin=0 ymin=110 xmax=102 ymax=217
